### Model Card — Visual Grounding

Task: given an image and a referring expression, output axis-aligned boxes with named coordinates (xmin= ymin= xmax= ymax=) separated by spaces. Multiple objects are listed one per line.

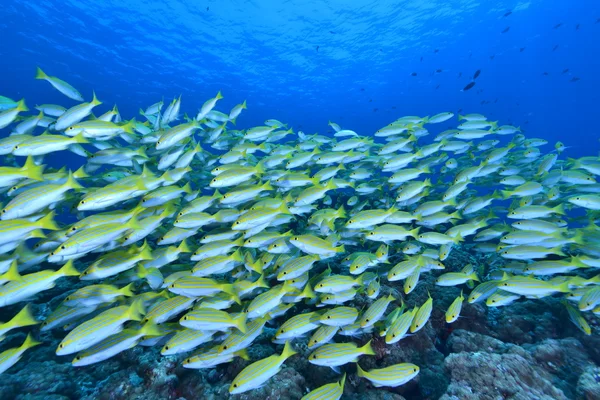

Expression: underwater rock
xmin=441 ymin=350 xmax=568 ymax=400
xmin=575 ymin=366 xmax=600 ymax=400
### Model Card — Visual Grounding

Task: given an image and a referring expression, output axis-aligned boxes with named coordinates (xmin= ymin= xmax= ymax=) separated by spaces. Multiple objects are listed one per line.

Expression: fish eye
xmin=76 ymin=356 xmax=81 ymax=360
xmin=183 ymin=316 xmax=188 ymax=320
xmin=165 ymin=346 xmax=169 ymax=350
xmin=59 ymin=344 xmax=64 ymax=348
xmin=283 ymin=271 xmax=287 ymax=275
xmin=14 ymin=145 xmax=19 ymax=149
xmin=413 ymin=368 xmax=417 ymax=372
xmin=503 ymin=283 xmax=508 ymax=286
xmin=61 ymin=246 xmax=66 ymax=250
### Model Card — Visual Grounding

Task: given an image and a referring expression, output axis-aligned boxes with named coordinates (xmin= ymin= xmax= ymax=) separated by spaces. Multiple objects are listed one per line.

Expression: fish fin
xmin=361 ymin=339 xmax=376 ymax=356
xmin=281 ymin=340 xmax=297 ymax=360
xmin=91 ymin=91 xmax=102 ymax=106
xmin=128 ymin=299 xmax=145 ymax=322
xmin=1 ymin=260 xmax=22 ymax=282
xmin=233 ymin=313 xmax=247 ymax=333
xmin=57 ymin=260 xmax=79 ymax=277
xmin=64 ymin=170 xmax=84 ymax=190
xmin=356 ymin=363 xmax=366 ymax=378
xmin=38 ymin=211 xmax=60 ymax=231
xmin=120 ymin=282 xmax=136 ymax=297
xmin=22 ymin=156 xmax=44 ymax=181
xmin=21 ymin=333 xmax=41 ymax=350
xmin=8 ymin=304 xmax=38 ymax=329
xmin=35 ymin=67 xmax=48 ymax=80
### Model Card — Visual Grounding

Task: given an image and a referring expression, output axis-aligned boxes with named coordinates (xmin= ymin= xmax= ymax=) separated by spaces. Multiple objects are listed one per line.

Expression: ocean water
xmin=1 ymin=1 xmax=600 ymax=399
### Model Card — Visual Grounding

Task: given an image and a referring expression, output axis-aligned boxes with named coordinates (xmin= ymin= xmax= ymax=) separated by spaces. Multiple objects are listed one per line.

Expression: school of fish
xmin=0 ymin=67 xmax=599 ymax=397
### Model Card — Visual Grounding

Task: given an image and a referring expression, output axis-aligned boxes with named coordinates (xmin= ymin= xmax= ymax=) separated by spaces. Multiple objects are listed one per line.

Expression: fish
xmin=2 ymin=76 xmax=600 ymax=391
xmin=0 ymin=333 xmax=41 ymax=374
xmin=356 ymin=363 xmax=419 ymax=387
xmin=301 ymin=373 xmax=345 ymax=400
xmin=308 ymin=340 xmax=375 ymax=369
xmin=462 ymin=82 xmax=475 ymax=91
xmin=35 ymin=67 xmax=83 ymax=101
xmin=229 ymin=341 xmax=296 ymax=394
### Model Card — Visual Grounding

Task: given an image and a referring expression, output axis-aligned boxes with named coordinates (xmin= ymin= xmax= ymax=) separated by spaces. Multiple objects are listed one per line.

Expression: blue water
xmin=2 ymin=0 xmax=599 ymax=159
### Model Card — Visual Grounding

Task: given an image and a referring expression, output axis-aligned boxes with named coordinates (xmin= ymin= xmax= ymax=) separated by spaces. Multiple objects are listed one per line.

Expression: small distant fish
xmin=420 ymin=56 xmax=423 ymax=62
xmin=458 ymin=72 xmax=462 ymax=78
xmin=316 ymin=46 xmax=319 ymax=52
xmin=369 ymin=99 xmax=372 ymax=103
xmin=411 ymin=72 xmax=417 ymax=77
xmin=436 ymin=69 xmax=442 ymax=73
xmin=490 ymin=55 xmax=495 ymax=60
xmin=462 ymin=82 xmax=476 ymax=91
xmin=373 ymin=108 xmax=378 ymax=112
xmin=434 ymin=49 xmax=439 ymax=53
xmin=473 ymin=70 xmax=481 ymax=80
xmin=552 ymin=45 xmax=559 ymax=51
xmin=571 ymin=77 xmax=580 ymax=82
xmin=576 ymin=24 xmax=580 ymax=30
xmin=502 ymin=27 xmax=510 ymax=33
xmin=360 ymin=88 xmax=365 ymax=91
xmin=543 ymin=72 xmax=549 ymax=75
xmin=554 ymin=23 xmax=562 ymax=29
xmin=562 ymin=69 xmax=569 ymax=74
xmin=329 ymin=31 xmax=336 ymax=34
xmin=504 ymin=10 xmax=512 ymax=17
xmin=520 ymin=47 xmax=525 ymax=52
xmin=435 ymin=85 xmax=440 ymax=90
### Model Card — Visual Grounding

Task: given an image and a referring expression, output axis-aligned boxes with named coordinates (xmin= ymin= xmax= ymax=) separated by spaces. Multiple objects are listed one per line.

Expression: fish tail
xmin=0 ymin=260 xmax=21 ymax=283
xmin=120 ymin=282 xmax=136 ymax=297
xmin=140 ymin=321 xmax=162 ymax=337
xmin=361 ymin=339 xmax=376 ymax=355
xmin=281 ymin=340 xmax=297 ymax=360
xmin=57 ymin=260 xmax=79 ymax=277
xmin=356 ymin=363 xmax=366 ymax=378
xmin=22 ymin=156 xmax=44 ymax=181
xmin=176 ymin=239 xmax=192 ymax=253
xmin=128 ymin=299 xmax=146 ymax=322
xmin=221 ymin=284 xmax=241 ymax=305
xmin=255 ymin=273 xmax=269 ymax=289
xmin=21 ymin=333 xmax=42 ymax=350
xmin=65 ymin=170 xmax=84 ymax=190
xmin=91 ymin=91 xmax=102 ymax=106
xmin=8 ymin=304 xmax=38 ymax=329
xmin=233 ymin=313 xmax=247 ymax=333
xmin=35 ymin=67 xmax=48 ymax=80
xmin=38 ymin=211 xmax=60 ymax=231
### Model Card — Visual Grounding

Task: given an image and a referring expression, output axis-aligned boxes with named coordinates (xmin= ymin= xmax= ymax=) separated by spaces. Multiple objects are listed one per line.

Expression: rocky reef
xmin=1 ymin=247 xmax=599 ymax=400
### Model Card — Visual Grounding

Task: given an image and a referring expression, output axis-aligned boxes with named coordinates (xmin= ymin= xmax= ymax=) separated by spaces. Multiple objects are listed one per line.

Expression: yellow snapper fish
xmin=229 ymin=341 xmax=296 ymax=394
